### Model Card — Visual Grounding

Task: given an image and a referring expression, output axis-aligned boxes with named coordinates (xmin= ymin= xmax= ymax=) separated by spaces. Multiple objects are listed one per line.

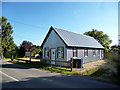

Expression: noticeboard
xmin=25 ymin=52 xmax=31 ymax=56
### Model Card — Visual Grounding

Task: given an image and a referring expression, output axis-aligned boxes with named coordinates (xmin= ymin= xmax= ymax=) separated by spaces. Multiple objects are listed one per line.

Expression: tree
xmin=84 ymin=29 xmax=112 ymax=52
xmin=31 ymin=45 xmax=42 ymax=57
xmin=19 ymin=41 xmax=35 ymax=57
xmin=0 ymin=16 xmax=18 ymax=58
xmin=0 ymin=29 xmax=3 ymax=59
xmin=110 ymin=45 xmax=120 ymax=53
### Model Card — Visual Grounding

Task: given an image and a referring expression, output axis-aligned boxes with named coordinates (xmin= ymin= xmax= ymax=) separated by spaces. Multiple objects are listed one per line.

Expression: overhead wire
xmin=8 ymin=18 xmax=41 ymax=29
xmin=6 ymin=18 xmax=43 ymax=45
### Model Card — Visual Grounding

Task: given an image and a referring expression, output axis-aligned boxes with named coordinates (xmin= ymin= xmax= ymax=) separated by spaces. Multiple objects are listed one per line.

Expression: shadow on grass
xmin=82 ymin=66 xmax=120 ymax=85
xmin=7 ymin=61 xmax=72 ymax=74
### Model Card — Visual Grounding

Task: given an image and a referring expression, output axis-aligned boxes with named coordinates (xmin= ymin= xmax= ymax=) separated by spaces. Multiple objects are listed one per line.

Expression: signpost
xmin=25 ymin=52 xmax=31 ymax=57
xmin=25 ymin=51 xmax=31 ymax=63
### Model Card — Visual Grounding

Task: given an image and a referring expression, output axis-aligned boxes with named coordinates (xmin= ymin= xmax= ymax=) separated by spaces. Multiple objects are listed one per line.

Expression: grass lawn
xmin=1 ymin=58 xmax=11 ymax=60
xmin=9 ymin=60 xmax=79 ymax=75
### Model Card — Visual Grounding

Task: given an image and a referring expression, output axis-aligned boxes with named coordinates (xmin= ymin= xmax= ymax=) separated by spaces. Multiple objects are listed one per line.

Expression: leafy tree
xmin=19 ymin=40 xmax=35 ymax=57
xmin=35 ymin=45 xmax=42 ymax=54
xmin=84 ymin=29 xmax=112 ymax=52
xmin=0 ymin=29 xmax=2 ymax=59
xmin=110 ymin=45 xmax=120 ymax=53
xmin=0 ymin=16 xmax=18 ymax=58
xmin=31 ymin=45 xmax=42 ymax=57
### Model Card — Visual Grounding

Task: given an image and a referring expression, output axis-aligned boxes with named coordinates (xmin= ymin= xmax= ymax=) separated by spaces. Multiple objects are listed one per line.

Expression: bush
xmin=104 ymin=52 xmax=118 ymax=62
xmin=4 ymin=50 xmax=18 ymax=58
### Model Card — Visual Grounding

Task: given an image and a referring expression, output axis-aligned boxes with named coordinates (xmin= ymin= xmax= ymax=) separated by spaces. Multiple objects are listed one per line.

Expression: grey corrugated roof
xmin=53 ymin=27 xmax=104 ymax=49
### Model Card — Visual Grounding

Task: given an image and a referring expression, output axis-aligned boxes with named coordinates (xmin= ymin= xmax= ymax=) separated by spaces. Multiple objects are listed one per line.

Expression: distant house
xmin=41 ymin=26 xmax=104 ymax=66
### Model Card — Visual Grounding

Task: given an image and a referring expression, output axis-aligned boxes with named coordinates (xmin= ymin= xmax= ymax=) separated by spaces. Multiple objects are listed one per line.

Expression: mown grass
xmin=9 ymin=60 xmax=79 ymax=75
xmin=9 ymin=61 xmax=47 ymax=68
xmin=81 ymin=68 xmax=99 ymax=76
xmin=90 ymin=68 xmax=110 ymax=77
xmin=2 ymin=58 xmax=11 ymax=60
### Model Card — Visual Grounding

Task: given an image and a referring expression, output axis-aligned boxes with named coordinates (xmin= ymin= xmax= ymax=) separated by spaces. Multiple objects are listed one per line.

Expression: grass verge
xmin=83 ymin=67 xmax=120 ymax=85
xmin=2 ymin=58 xmax=11 ymax=60
xmin=9 ymin=60 xmax=79 ymax=75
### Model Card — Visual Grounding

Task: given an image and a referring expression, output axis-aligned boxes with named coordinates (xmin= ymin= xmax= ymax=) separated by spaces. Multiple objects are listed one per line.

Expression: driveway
xmin=0 ymin=60 xmax=119 ymax=88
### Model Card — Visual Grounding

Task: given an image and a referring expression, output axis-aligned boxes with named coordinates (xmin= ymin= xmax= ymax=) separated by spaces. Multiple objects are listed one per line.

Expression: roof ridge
xmin=53 ymin=26 xmax=93 ymax=39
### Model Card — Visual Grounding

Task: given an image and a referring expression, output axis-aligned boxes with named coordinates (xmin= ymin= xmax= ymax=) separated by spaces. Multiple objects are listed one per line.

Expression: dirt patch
xmin=73 ymin=59 xmax=117 ymax=75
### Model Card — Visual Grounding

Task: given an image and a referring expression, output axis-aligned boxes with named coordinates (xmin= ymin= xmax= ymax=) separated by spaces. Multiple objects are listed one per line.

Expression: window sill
xmin=73 ymin=57 xmax=77 ymax=59
xmin=58 ymin=57 xmax=64 ymax=59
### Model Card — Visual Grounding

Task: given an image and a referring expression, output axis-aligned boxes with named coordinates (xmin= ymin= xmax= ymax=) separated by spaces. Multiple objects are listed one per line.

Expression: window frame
xmin=57 ymin=47 xmax=64 ymax=59
xmin=73 ymin=48 xmax=77 ymax=57
xmin=84 ymin=48 xmax=88 ymax=57
xmin=93 ymin=49 xmax=96 ymax=56
xmin=101 ymin=50 xmax=104 ymax=57
xmin=98 ymin=50 xmax=100 ymax=56
xmin=44 ymin=47 xmax=49 ymax=58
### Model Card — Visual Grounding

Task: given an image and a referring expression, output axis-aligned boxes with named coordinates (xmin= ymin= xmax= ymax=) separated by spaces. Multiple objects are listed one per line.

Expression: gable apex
xmin=41 ymin=26 xmax=67 ymax=48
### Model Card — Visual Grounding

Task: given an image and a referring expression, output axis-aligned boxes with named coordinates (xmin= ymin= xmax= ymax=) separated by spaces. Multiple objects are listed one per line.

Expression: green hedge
xmin=4 ymin=50 xmax=19 ymax=58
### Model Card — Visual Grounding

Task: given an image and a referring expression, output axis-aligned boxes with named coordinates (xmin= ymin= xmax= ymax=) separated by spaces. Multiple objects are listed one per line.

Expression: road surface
xmin=0 ymin=60 xmax=119 ymax=88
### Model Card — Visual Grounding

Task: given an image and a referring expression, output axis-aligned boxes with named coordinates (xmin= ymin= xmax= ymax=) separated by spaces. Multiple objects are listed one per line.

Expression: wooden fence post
xmin=70 ymin=58 xmax=73 ymax=72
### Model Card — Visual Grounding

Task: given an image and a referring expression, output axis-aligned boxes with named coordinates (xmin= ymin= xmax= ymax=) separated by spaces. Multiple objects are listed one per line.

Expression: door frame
xmin=50 ymin=48 xmax=56 ymax=64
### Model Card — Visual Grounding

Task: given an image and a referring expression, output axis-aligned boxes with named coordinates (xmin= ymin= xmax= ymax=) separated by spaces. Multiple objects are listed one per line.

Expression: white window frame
xmin=73 ymin=48 xmax=77 ymax=57
xmin=93 ymin=49 xmax=96 ymax=56
xmin=84 ymin=48 xmax=88 ymax=57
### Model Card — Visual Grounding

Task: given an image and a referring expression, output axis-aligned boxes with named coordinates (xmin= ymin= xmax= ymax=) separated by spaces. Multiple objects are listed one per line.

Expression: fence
xmin=41 ymin=58 xmax=73 ymax=71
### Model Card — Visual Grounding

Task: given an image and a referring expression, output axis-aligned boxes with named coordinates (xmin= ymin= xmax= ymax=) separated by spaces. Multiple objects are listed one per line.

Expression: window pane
xmin=73 ymin=48 xmax=77 ymax=57
xmin=84 ymin=48 xmax=88 ymax=57
xmin=44 ymin=47 xmax=49 ymax=57
xmin=98 ymin=50 xmax=100 ymax=56
xmin=93 ymin=49 xmax=96 ymax=56
xmin=58 ymin=51 xmax=61 ymax=58
xmin=58 ymin=47 xmax=64 ymax=58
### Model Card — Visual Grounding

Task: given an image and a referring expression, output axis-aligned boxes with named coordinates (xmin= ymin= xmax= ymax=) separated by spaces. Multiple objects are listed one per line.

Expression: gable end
xmin=41 ymin=26 xmax=67 ymax=48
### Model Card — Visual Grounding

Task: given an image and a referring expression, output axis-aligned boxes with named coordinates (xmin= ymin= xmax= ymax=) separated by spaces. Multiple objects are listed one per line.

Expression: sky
xmin=2 ymin=2 xmax=118 ymax=46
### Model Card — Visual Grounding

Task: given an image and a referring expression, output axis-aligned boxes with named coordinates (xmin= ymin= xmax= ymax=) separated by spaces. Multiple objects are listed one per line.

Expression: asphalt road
xmin=0 ymin=60 xmax=120 ymax=88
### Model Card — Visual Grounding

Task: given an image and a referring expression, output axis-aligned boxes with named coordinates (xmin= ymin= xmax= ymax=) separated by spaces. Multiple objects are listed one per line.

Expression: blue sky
xmin=2 ymin=2 xmax=118 ymax=46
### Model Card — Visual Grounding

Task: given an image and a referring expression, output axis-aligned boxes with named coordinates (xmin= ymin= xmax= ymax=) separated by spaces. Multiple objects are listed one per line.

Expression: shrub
xmin=4 ymin=50 xmax=18 ymax=58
